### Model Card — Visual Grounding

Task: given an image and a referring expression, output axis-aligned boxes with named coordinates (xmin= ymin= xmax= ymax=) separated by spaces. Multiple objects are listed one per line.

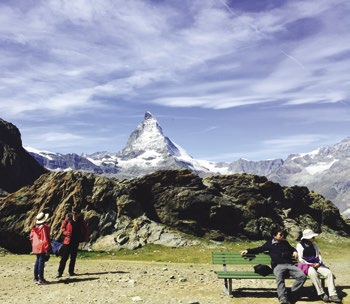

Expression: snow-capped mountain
xmin=26 ymin=112 xmax=350 ymax=216
xmin=227 ymin=138 xmax=350 ymax=215
xmin=25 ymin=147 xmax=104 ymax=173
xmin=27 ymin=112 xmax=212 ymax=178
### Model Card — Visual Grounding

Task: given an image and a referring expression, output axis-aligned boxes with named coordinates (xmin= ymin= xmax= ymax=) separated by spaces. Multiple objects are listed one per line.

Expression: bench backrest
xmin=212 ymin=252 xmax=271 ymax=266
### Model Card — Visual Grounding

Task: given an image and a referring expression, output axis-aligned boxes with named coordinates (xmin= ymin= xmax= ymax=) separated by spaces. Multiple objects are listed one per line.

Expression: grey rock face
xmin=0 ymin=118 xmax=47 ymax=193
xmin=0 ymin=169 xmax=348 ymax=253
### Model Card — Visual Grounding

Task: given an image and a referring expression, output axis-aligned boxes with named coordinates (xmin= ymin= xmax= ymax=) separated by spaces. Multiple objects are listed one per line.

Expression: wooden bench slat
xmin=216 ymin=271 xmax=324 ymax=280
xmin=216 ymin=271 xmax=275 ymax=279
xmin=212 ymin=252 xmax=271 ymax=264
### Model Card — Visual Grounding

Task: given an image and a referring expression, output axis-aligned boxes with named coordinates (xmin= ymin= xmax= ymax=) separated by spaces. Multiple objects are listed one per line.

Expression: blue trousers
xmin=34 ymin=253 xmax=46 ymax=281
xmin=273 ymin=263 xmax=306 ymax=302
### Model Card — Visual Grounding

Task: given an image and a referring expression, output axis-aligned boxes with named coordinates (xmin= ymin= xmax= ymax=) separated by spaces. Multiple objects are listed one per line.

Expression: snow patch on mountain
xmin=24 ymin=146 xmax=59 ymax=160
xmin=305 ymin=160 xmax=338 ymax=175
xmin=196 ymin=159 xmax=230 ymax=175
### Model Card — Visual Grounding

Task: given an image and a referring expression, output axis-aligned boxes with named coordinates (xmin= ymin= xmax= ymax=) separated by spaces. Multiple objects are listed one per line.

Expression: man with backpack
xmin=56 ymin=206 xmax=89 ymax=278
xmin=241 ymin=227 xmax=306 ymax=304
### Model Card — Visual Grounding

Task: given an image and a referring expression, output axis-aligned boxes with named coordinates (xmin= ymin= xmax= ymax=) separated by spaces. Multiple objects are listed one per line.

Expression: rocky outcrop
xmin=0 ymin=169 xmax=349 ymax=253
xmin=25 ymin=113 xmax=350 ymax=216
xmin=228 ymin=138 xmax=350 ymax=215
xmin=0 ymin=118 xmax=47 ymax=193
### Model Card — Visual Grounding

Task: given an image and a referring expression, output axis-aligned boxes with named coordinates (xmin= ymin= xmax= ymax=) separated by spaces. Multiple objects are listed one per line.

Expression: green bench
xmin=212 ymin=251 xmax=325 ymax=298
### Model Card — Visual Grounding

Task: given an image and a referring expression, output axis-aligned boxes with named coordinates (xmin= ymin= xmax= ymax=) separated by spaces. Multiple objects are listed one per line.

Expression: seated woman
xmin=296 ymin=229 xmax=341 ymax=303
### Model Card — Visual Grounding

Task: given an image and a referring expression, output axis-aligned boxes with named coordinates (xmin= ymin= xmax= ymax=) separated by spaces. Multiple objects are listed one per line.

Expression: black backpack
xmin=254 ymin=264 xmax=273 ymax=276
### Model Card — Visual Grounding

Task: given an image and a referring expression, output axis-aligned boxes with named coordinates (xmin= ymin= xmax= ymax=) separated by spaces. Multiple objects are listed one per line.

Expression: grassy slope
xmin=76 ymin=233 xmax=350 ymax=264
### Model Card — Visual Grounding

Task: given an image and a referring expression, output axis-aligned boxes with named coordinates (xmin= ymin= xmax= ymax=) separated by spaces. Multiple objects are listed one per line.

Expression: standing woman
xmin=296 ymin=229 xmax=341 ymax=303
xmin=29 ymin=212 xmax=51 ymax=285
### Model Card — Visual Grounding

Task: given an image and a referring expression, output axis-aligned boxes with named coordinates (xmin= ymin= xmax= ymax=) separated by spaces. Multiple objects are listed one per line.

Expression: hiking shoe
xmin=34 ymin=279 xmax=39 ymax=284
xmin=56 ymin=273 xmax=62 ymax=278
xmin=329 ymin=295 xmax=342 ymax=303
xmin=320 ymin=293 xmax=330 ymax=302
xmin=69 ymin=272 xmax=77 ymax=276
xmin=37 ymin=280 xmax=50 ymax=285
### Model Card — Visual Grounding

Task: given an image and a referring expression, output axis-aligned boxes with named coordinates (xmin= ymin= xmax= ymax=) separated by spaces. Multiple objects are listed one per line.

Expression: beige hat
xmin=301 ymin=229 xmax=318 ymax=240
xmin=36 ymin=212 xmax=49 ymax=225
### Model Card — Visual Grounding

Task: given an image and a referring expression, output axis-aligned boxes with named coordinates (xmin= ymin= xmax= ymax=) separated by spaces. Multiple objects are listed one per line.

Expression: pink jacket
xmin=30 ymin=224 xmax=51 ymax=254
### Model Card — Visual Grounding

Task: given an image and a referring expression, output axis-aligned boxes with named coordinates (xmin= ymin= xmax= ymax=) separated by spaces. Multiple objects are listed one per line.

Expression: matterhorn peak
xmin=144 ymin=111 xmax=153 ymax=120
xmin=118 ymin=112 xmax=180 ymax=160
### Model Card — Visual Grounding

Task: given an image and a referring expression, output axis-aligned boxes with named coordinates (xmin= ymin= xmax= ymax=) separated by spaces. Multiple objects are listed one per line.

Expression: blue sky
xmin=1 ymin=0 xmax=350 ymax=162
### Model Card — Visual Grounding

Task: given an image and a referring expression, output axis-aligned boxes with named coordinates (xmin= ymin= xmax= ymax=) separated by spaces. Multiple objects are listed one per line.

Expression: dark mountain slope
xmin=0 ymin=118 xmax=47 ymax=193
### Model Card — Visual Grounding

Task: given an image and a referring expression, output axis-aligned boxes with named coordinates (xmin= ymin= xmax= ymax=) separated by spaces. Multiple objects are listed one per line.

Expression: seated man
xmin=241 ymin=227 xmax=306 ymax=304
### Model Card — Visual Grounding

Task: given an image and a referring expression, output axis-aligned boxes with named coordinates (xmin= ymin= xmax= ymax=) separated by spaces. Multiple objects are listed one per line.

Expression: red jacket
xmin=30 ymin=224 xmax=51 ymax=254
xmin=61 ymin=215 xmax=89 ymax=245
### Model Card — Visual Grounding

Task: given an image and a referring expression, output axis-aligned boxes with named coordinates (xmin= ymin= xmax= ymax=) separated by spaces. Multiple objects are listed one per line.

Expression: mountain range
xmin=25 ymin=112 xmax=350 ymax=217
xmin=1 ymin=114 xmax=349 ymax=253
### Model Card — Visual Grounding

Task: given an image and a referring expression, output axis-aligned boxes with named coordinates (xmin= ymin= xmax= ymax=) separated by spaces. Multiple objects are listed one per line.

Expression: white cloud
xmin=1 ymin=0 xmax=350 ymax=159
xmin=2 ymin=0 xmax=349 ymax=114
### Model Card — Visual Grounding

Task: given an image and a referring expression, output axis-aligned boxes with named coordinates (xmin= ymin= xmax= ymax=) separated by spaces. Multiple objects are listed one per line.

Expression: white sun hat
xmin=301 ymin=229 xmax=319 ymax=240
xmin=36 ymin=212 xmax=49 ymax=225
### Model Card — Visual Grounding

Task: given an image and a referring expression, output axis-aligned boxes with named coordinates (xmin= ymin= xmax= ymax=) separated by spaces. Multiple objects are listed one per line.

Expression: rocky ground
xmin=1 ymin=254 xmax=349 ymax=304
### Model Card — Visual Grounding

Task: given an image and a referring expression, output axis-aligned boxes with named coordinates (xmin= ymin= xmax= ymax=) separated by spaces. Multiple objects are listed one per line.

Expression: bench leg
xmin=224 ymin=278 xmax=233 ymax=297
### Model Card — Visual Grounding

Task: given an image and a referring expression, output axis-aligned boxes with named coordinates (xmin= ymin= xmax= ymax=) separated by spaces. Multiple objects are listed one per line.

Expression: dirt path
xmin=1 ymin=255 xmax=349 ymax=304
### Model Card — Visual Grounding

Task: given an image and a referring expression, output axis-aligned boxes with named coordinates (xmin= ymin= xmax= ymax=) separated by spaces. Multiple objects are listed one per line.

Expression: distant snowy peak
xmin=333 ymin=137 xmax=350 ymax=155
xmin=285 ymin=137 xmax=350 ymax=170
xmin=24 ymin=146 xmax=62 ymax=160
xmin=119 ymin=112 xmax=184 ymax=159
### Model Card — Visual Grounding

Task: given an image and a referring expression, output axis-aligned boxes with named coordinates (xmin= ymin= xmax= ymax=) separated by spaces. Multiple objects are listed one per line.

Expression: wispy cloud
xmin=1 ymin=0 xmax=349 ymax=158
xmin=1 ymin=0 xmax=349 ymax=113
xmin=262 ymin=134 xmax=328 ymax=151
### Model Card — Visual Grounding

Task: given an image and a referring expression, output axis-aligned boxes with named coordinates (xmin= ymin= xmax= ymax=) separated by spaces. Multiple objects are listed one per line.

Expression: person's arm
xmin=241 ymin=241 xmax=269 ymax=255
xmin=289 ymin=243 xmax=298 ymax=259
xmin=313 ymin=244 xmax=322 ymax=261
xmin=296 ymin=243 xmax=306 ymax=262
xmin=312 ymin=243 xmax=323 ymax=268
xmin=82 ymin=218 xmax=90 ymax=242
xmin=61 ymin=218 xmax=71 ymax=237
xmin=42 ymin=225 xmax=51 ymax=253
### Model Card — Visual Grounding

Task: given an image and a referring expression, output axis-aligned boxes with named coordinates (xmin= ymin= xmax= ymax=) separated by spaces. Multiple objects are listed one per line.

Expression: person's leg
xmin=317 ymin=267 xmax=338 ymax=297
xmin=58 ymin=245 xmax=70 ymax=276
xmin=38 ymin=254 xmax=45 ymax=281
xmin=308 ymin=267 xmax=325 ymax=295
xmin=288 ymin=264 xmax=306 ymax=293
xmin=68 ymin=243 xmax=79 ymax=275
xmin=274 ymin=264 xmax=289 ymax=303
xmin=34 ymin=255 xmax=39 ymax=282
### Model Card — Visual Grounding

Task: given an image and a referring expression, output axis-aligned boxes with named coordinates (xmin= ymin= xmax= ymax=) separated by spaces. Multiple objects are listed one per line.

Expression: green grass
xmin=2 ymin=233 xmax=348 ymax=263
xmin=77 ymin=240 xmax=255 ymax=263
xmin=77 ymin=234 xmax=350 ymax=264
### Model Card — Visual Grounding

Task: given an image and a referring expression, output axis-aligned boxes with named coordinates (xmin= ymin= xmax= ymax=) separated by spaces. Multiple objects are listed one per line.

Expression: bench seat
xmin=212 ymin=251 xmax=325 ymax=298
xmin=216 ymin=270 xmax=276 ymax=279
